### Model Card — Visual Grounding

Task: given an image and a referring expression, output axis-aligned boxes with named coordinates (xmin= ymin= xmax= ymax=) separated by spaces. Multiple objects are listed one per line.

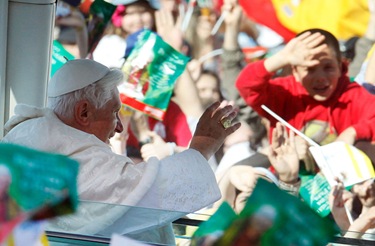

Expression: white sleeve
xmin=137 ymin=149 xmax=221 ymax=212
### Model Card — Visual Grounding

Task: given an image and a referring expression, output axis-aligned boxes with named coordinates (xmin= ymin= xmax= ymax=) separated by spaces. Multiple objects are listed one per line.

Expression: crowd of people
xmin=3 ymin=0 xmax=375 ymax=244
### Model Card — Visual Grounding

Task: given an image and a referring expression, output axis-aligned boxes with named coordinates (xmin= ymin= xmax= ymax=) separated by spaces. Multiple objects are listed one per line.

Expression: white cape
xmin=2 ymin=104 xmax=220 ymax=243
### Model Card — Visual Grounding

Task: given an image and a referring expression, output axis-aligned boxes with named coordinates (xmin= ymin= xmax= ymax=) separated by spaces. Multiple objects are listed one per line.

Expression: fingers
xmin=156 ymin=9 xmax=177 ymax=29
xmin=155 ymin=11 xmax=162 ymax=30
xmin=300 ymin=32 xmax=325 ymax=48
xmin=201 ymin=101 xmax=240 ymax=126
xmin=190 ymin=101 xmax=242 ymax=160
xmin=332 ymin=183 xmax=343 ymax=197
xmin=288 ymin=127 xmax=296 ymax=149
xmin=294 ymin=31 xmax=311 ymax=41
xmin=146 ymin=131 xmax=164 ymax=143
xmin=197 ymin=101 xmax=240 ymax=134
xmin=302 ymin=33 xmax=326 ymax=54
xmin=155 ymin=10 xmax=172 ymax=32
xmin=207 ymin=101 xmax=232 ymax=119
xmin=221 ymin=2 xmax=233 ymax=12
xmin=164 ymin=9 xmax=174 ymax=27
xmin=175 ymin=11 xmax=183 ymax=28
xmin=140 ymin=147 xmax=157 ymax=161
xmin=331 ymin=182 xmax=351 ymax=208
xmin=212 ymin=105 xmax=237 ymax=123
xmin=214 ymin=103 xmax=239 ymax=132
xmin=272 ymin=122 xmax=285 ymax=148
xmin=219 ymin=110 xmax=236 ymax=128
xmin=203 ymin=101 xmax=221 ymax=119
xmin=229 ymin=166 xmax=257 ymax=192
xmin=225 ymin=121 xmax=242 ymax=135
xmin=290 ymin=31 xmax=328 ymax=67
xmin=271 ymin=124 xmax=279 ymax=148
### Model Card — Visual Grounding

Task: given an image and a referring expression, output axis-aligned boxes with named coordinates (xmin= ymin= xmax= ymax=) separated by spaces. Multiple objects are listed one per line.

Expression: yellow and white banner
xmin=309 ymin=142 xmax=375 ymax=187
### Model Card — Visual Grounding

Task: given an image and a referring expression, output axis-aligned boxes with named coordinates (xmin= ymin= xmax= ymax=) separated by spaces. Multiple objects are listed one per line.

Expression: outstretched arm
xmin=156 ymin=9 xmax=204 ymax=120
xmin=55 ymin=7 xmax=88 ymax=58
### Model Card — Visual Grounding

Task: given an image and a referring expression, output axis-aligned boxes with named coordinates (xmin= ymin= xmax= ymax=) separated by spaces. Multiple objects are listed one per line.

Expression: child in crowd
xmin=235 ymin=27 xmax=375 ymax=241
xmin=93 ymin=0 xmax=157 ymax=68
xmin=236 ymin=28 xmax=375 ymax=150
xmin=195 ymin=69 xmax=224 ymax=109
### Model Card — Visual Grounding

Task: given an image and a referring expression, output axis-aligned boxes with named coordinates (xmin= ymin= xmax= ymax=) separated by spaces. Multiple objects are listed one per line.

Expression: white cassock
xmin=2 ymin=104 xmax=221 ymax=244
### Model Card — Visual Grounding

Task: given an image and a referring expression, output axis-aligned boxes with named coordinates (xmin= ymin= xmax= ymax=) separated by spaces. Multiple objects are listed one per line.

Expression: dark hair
xmin=198 ymin=69 xmax=224 ymax=101
xmin=297 ymin=28 xmax=341 ymax=64
xmin=62 ymin=0 xmax=81 ymax=7
xmin=200 ymin=69 xmax=221 ymax=83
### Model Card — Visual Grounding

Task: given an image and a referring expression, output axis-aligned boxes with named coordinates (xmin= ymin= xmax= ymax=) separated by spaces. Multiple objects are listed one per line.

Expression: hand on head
xmin=189 ymin=101 xmax=241 ymax=160
xmin=283 ymin=31 xmax=328 ymax=68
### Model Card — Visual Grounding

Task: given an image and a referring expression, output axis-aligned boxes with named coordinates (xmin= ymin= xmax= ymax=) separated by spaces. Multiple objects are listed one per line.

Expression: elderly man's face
xmin=90 ymin=92 xmax=124 ymax=143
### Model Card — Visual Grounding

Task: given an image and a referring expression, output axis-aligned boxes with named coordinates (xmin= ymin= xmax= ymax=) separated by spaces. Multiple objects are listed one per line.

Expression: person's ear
xmin=340 ymin=60 xmax=347 ymax=76
xmin=74 ymin=100 xmax=92 ymax=126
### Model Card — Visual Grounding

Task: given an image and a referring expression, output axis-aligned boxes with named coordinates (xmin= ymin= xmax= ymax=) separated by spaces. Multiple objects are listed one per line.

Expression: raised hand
xmin=222 ymin=0 xmax=242 ymax=28
xmin=294 ymin=135 xmax=316 ymax=172
xmin=155 ymin=9 xmax=183 ymax=51
xmin=283 ymin=31 xmax=327 ymax=67
xmin=328 ymin=178 xmax=355 ymax=231
xmin=268 ymin=122 xmax=299 ymax=183
xmin=55 ymin=7 xmax=88 ymax=58
xmin=189 ymin=101 xmax=241 ymax=160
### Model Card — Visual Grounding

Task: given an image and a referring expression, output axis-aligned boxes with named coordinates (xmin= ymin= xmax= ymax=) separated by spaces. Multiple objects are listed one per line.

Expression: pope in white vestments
xmin=1 ymin=59 xmax=241 ymax=244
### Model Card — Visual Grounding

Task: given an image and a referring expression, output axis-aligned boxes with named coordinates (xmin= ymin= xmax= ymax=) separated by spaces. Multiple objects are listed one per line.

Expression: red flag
xmin=239 ymin=0 xmax=295 ymax=42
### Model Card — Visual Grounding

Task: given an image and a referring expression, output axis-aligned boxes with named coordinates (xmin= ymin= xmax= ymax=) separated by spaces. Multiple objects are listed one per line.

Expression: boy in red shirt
xmin=236 ymin=28 xmax=375 ymax=151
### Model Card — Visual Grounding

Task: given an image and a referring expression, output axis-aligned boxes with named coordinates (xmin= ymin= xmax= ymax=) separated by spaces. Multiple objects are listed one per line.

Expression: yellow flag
xmin=272 ymin=0 xmax=370 ymax=40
